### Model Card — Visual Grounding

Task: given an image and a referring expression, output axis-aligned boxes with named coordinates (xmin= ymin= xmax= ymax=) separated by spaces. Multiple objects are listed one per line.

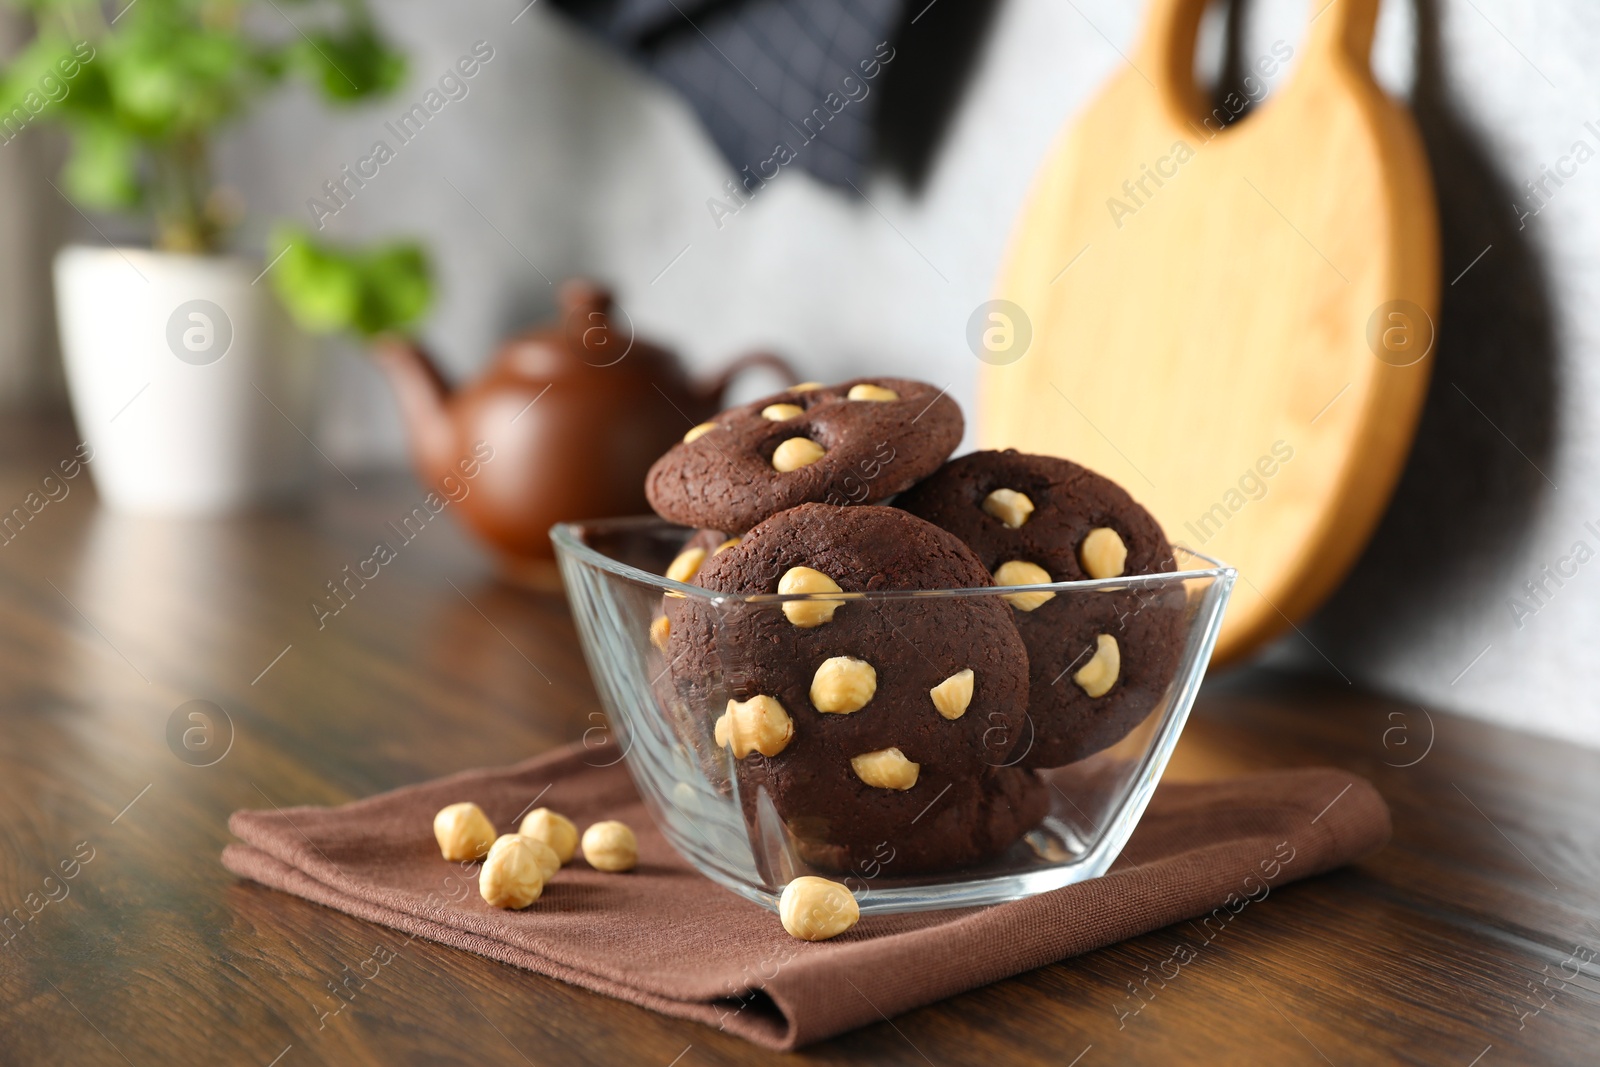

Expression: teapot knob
xmin=559 ymin=279 xmax=620 ymax=365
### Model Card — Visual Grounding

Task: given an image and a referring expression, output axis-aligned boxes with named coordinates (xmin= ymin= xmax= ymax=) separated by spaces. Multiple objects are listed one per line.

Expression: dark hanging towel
xmin=548 ymin=0 xmax=1001 ymax=192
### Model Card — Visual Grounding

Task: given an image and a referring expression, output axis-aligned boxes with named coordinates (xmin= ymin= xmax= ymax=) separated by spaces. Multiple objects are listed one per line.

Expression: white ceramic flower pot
xmin=54 ymin=246 xmax=314 ymax=513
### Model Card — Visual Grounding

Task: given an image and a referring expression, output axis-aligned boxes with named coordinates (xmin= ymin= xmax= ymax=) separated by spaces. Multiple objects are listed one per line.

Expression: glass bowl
xmin=552 ymin=516 xmax=1234 ymax=916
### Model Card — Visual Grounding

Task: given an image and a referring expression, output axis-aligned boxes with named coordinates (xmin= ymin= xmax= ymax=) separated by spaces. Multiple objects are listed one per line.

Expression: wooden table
xmin=2 ymin=415 xmax=1596 ymax=1066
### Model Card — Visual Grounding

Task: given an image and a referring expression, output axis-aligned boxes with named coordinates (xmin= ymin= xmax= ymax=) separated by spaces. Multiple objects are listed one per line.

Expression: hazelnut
xmin=791 ymin=381 xmax=825 ymax=392
xmin=1080 ymin=527 xmax=1128 ymax=579
xmin=433 ymin=802 xmax=496 ymax=861
xmin=929 ymin=668 xmax=974 ymax=720
xmin=671 ymin=779 xmax=703 ymax=817
xmin=683 ymin=421 xmax=716 ymax=443
xmin=772 ymin=437 xmax=826 ymax=472
xmin=665 ymin=547 xmax=707 ymax=584
xmin=1073 ymin=634 xmax=1121 ymax=697
xmin=847 ymin=383 xmax=899 ymax=402
xmin=715 ymin=695 xmax=794 ymax=757
xmin=762 ymin=403 xmax=804 ymax=421
xmin=479 ymin=834 xmax=545 ymax=909
xmin=778 ymin=566 xmax=844 ymax=627
xmin=713 ymin=537 xmax=741 ymax=555
xmin=851 ymin=747 xmax=919 ymax=790
xmin=810 ymin=656 xmax=877 ymax=714
xmin=581 ymin=820 xmax=638 ymax=872
xmin=994 ymin=560 xmax=1056 ymax=611
xmin=649 ymin=615 xmax=671 ymax=651
xmin=1029 ymin=836 xmax=1073 ymax=862
xmin=524 ymin=835 xmax=561 ymax=881
xmin=982 ymin=488 xmax=1035 ymax=528
xmin=519 ymin=808 xmax=579 ymax=864
xmin=779 ymin=876 xmax=860 ymax=941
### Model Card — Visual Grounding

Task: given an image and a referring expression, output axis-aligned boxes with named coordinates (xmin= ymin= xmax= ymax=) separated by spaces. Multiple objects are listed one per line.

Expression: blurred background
xmin=1 ymin=0 xmax=1595 ymax=746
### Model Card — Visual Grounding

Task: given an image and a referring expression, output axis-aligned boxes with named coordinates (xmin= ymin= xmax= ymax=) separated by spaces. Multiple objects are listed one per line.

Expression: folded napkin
xmin=223 ymin=745 xmax=1389 ymax=1050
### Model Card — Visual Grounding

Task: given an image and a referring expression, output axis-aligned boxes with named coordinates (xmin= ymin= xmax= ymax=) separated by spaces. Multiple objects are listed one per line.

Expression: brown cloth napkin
xmin=223 ymin=745 xmax=1389 ymax=1050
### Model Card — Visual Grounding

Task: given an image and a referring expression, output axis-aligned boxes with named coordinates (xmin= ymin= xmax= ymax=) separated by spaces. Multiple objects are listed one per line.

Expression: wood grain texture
xmin=979 ymin=0 xmax=1439 ymax=664
xmin=0 ymin=414 xmax=1595 ymax=1066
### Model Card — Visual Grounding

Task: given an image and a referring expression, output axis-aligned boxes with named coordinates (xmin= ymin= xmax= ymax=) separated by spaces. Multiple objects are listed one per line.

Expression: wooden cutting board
xmin=979 ymin=0 xmax=1438 ymax=664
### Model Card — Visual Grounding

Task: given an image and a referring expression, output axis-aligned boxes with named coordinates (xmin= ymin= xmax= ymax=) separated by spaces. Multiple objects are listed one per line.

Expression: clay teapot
xmin=374 ymin=280 xmax=794 ymax=586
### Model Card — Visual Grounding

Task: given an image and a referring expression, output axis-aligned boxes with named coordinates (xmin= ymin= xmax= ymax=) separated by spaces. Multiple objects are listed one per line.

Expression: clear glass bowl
xmin=552 ymin=516 xmax=1235 ymax=915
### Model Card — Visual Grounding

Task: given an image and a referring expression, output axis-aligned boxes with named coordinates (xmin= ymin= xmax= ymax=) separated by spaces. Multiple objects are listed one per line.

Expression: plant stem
xmin=153 ymin=134 xmax=216 ymax=254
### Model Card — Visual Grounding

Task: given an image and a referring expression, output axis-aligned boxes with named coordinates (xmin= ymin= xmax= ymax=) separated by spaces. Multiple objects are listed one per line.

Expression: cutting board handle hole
xmin=1190 ymin=0 xmax=1271 ymax=131
xmin=1144 ymin=0 xmax=1379 ymax=131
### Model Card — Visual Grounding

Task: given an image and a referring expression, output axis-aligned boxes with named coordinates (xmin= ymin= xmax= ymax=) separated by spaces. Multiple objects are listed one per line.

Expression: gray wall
xmin=4 ymin=0 xmax=1598 ymax=747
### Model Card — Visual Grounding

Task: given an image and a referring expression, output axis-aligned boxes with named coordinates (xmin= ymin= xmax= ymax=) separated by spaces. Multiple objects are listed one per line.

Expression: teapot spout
xmin=372 ymin=335 xmax=456 ymax=487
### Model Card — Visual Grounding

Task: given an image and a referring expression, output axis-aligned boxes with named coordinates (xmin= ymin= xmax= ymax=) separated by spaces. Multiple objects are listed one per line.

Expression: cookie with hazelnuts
xmin=664 ymin=503 xmax=1045 ymax=874
xmin=896 ymin=449 xmax=1185 ymax=769
xmin=645 ymin=377 xmax=962 ymax=535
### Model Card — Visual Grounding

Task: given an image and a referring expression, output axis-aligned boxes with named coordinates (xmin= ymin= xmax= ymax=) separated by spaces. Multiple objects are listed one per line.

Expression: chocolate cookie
xmin=645 ymin=378 xmax=963 ymax=534
xmin=896 ymin=450 xmax=1185 ymax=769
xmin=776 ymin=764 xmax=1049 ymax=875
xmin=664 ymin=503 xmax=1043 ymax=873
xmin=648 ymin=527 xmax=741 ymax=786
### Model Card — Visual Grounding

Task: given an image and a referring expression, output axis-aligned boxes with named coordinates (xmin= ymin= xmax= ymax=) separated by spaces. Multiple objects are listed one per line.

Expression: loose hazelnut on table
xmin=683 ymin=421 xmax=716 ymax=443
xmin=994 ymin=560 xmax=1056 ymax=611
xmin=1080 ymin=527 xmax=1128 ymax=579
xmin=433 ymin=801 xmax=496 ymax=862
xmin=520 ymin=808 xmax=579 ymax=865
xmin=581 ymin=820 xmax=638 ymax=872
xmin=715 ymin=695 xmax=794 ymax=757
xmin=779 ymin=876 xmax=860 ymax=941
xmin=982 ymin=488 xmax=1035 ymax=528
xmin=929 ymin=668 xmax=975 ymax=720
xmin=810 ymin=656 xmax=877 ymax=714
xmin=847 ymin=383 xmax=899 ymax=402
xmin=479 ymin=834 xmax=546 ymax=909
xmin=851 ymin=747 xmax=920 ymax=790
xmin=1074 ymin=634 xmax=1121 ymax=697
xmin=665 ymin=547 xmax=707 ymax=584
xmin=525 ymin=835 xmax=561 ymax=880
xmin=778 ymin=566 xmax=844 ymax=627
xmin=761 ymin=403 xmax=804 ymax=421
xmin=772 ymin=437 xmax=826 ymax=472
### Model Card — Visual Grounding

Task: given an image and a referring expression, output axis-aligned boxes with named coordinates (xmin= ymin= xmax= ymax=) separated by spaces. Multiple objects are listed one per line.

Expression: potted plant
xmin=0 ymin=0 xmax=407 ymax=512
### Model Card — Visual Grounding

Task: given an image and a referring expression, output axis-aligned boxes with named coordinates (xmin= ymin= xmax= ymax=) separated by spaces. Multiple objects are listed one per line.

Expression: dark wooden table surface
xmin=2 ymin=413 xmax=1597 ymax=1066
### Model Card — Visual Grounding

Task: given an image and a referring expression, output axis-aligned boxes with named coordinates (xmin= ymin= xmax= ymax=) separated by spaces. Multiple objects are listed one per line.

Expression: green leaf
xmin=0 ymin=33 xmax=96 ymax=134
xmin=54 ymin=50 xmax=115 ymax=121
xmin=269 ymin=226 xmax=363 ymax=334
xmin=62 ymin=124 xmax=142 ymax=209
xmin=289 ymin=25 xmax=406 ymax=103
xmin=105 ymin=22 xmax=263 ymax=136
xmin=355 ymin=243 xmax=431 ymax=335
xmin=269 ymin=225 xmax=433 ymax=339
